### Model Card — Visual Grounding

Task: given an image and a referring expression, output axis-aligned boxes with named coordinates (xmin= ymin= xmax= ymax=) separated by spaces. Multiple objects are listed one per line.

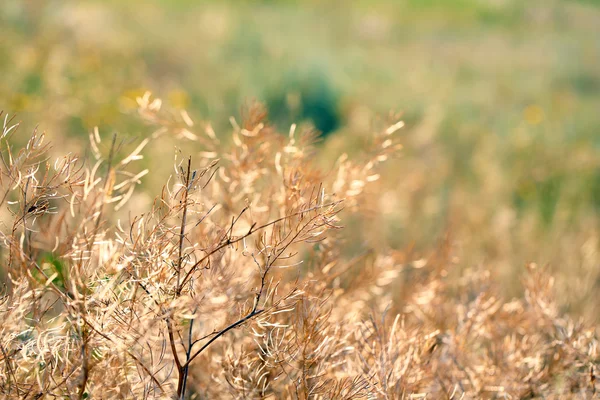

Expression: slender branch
xmin=176 ymin=157 xmax=192 ymax=295
xmin=183 ymin=309 xmax=264 ymax=369
xmin=167 ymin=318 xmax=183 ymax=372
xmin=77 ymin=324 xmax=90 ymax=400
xmin=177 ymin=308 xmax=196 ymax=399
xmin=171 ymin=157 xmax=193 ymax=397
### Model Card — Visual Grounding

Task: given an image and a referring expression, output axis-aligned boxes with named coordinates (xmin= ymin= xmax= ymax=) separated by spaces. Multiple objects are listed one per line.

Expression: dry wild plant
xmin=0 ymin=98 xmax=598 ymax=400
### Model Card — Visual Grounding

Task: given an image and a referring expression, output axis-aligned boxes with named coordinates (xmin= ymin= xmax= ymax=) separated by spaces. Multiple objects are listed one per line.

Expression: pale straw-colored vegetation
xmin=0 ymin=95 xmax=598 ymax=398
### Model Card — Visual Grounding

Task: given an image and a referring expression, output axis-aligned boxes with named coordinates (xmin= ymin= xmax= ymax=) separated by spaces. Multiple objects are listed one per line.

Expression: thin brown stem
xmin=77 ymin=325 xmax=90 ymax=400
xmin=183 ymin=309 xmax=264 ymax=369
xmin=177 ymin=308 xmax=196 ymax=399
xmin=176 ymin=157 xmax=192 ymax=295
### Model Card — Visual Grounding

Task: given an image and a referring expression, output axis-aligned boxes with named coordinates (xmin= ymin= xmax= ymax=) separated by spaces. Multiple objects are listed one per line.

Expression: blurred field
xmin=2 ymin=0 xmax=600 ymax=321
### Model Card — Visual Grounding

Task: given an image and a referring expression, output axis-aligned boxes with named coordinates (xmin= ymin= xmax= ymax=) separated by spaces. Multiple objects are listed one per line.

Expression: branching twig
xmin=179 ymin=201 xmax=340 ymax=289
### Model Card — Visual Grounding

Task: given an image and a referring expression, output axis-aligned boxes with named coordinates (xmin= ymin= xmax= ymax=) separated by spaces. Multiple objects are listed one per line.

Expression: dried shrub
xmin=0 ymin=99 xmax=598 ymax=399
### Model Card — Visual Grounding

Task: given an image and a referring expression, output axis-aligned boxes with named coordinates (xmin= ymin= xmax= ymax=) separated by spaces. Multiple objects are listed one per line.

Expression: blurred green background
xmin=2 ymin=0 xmax=600 ymax=319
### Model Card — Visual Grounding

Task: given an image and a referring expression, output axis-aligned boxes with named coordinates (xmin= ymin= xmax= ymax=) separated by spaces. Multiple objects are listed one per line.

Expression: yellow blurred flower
xmin=524 ymin=105 xmax=544 ymax=125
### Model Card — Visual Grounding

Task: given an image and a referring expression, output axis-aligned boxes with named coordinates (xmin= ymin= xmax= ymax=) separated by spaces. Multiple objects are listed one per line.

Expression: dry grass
xmin=0 ymin=96 xmax=598 ymax=399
